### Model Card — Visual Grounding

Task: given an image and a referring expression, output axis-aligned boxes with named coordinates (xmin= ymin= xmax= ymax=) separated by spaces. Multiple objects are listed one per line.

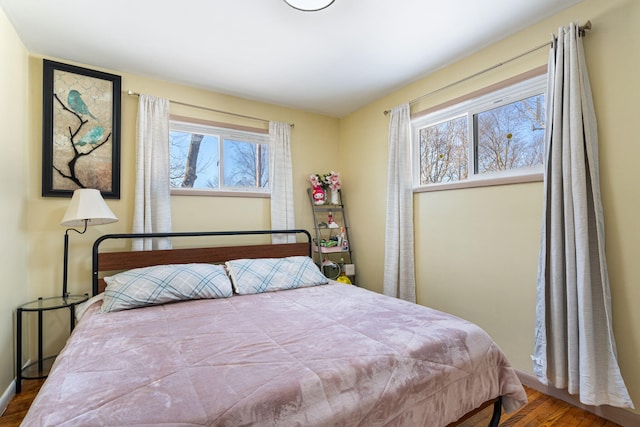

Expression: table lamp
xmin=60 ymin=188 xmax=118 ymax=298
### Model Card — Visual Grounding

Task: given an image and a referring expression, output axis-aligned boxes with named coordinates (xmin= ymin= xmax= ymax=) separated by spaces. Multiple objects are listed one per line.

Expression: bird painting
xmin=75 ymin=126 xmax=104 ymax=146
xmin=67 ymin=89 xmax=98 ymax=121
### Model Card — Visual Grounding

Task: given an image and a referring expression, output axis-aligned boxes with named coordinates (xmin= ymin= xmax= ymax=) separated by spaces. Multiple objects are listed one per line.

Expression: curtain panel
xmin=269 ymin=121 xmax=296 ymax=244
xmin=533 ymin=22 xmax=633 ymax=409
xmin=383 ymin=104 xmax=416 ymax=303
xmin=132 ymin=94 xmax=172 ymax=250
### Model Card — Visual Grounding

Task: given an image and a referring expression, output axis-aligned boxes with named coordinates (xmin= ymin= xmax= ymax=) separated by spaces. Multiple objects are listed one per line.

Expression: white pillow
xmin=226 ymin=256 xmax=328 ymax=295
xmin=101 ymin=263 xmax=233 ymax=312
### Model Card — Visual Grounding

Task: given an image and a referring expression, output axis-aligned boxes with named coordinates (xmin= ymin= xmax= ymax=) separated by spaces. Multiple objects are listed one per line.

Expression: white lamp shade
xmin=284 ymin=0 xmax=335 ymax=11
xmin=60 ymin=189 xmax=118 ymax=227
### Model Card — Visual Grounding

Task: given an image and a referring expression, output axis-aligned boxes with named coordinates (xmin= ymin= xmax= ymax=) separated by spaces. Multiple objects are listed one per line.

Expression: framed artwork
xmin=42 ymin=59 xmax=121 ymax=198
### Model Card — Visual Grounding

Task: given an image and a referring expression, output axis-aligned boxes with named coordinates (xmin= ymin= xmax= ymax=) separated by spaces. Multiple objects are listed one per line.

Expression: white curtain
xmin=132 ymin=94 xmax=172 ymax=250
xmin=383 ymin=104 xmax=416 ymax=303
xmin=533 ymin=23 xmax=633 ymax=409
xmin=269 ymin=121 xmax=295 ymax=243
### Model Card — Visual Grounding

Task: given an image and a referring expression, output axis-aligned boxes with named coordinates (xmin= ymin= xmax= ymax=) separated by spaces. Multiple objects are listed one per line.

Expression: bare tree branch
xmin=52 ymin=93 xmax=111 ymax=188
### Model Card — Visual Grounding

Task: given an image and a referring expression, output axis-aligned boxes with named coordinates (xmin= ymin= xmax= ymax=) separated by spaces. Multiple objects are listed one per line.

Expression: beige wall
xmin=16 ymin=58 xmax=340 ymax=380
xmin=341 ymin=0 xmax=639 ymax=415
xmin=24 ymin=58 xmax=340 ymax=299
xmin=0 ymin=7 xmax=29 ymax=399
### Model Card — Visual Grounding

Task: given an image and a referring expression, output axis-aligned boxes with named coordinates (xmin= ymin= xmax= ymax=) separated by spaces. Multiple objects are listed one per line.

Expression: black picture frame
xmin=42 ymin=59 xmax=121 ymax=198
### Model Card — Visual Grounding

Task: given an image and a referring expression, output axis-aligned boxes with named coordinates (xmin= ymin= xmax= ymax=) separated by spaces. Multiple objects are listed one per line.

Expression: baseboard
xmin=0 ymin=379 xmax=16 ymax=417
xmin=1 ymin=358 xmax=31 ymax=417
xmin=516 ymin=369 xmax=639 ymax=427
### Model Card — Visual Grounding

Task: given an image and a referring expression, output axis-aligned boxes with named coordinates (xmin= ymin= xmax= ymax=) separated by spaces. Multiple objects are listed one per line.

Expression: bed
xmin=21 ymin=229 xmax=527 ymax=426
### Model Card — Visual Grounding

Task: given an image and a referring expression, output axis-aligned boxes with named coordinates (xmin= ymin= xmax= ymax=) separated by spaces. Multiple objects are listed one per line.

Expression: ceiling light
xmin=284 ymin=0 xmax=335 ymax=12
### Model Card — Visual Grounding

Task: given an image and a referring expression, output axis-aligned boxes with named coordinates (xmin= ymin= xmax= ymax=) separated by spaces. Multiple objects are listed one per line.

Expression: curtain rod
xmin=126 ymin=90 xmax=294 ymax=128
xmin=383 ymin=20 xmax=591 ymax=115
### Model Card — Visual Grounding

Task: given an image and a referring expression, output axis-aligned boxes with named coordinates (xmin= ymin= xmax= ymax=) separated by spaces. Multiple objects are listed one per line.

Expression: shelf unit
xmin=307 ymin=188 xmax=355 ymax=284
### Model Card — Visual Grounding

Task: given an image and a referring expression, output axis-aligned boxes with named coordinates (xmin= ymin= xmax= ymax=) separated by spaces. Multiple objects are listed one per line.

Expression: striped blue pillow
xmin=101 ymin=263 xmax=233 ymax=312
xmin=226 ymin=256 xmax=328 ymax=295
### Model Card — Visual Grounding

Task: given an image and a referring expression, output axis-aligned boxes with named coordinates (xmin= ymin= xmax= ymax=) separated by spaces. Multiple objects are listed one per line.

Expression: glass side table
xmin=15 ymin=294 xmax=88 ymax=393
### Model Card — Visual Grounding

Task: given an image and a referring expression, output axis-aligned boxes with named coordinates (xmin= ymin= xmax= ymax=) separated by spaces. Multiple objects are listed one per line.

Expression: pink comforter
xmin=22 ymin=283 xmax=526 ymax=426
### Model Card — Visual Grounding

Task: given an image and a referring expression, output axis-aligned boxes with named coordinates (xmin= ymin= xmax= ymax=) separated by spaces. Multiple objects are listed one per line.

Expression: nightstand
xmin=15 ymin=294 xmax=88 ymax=393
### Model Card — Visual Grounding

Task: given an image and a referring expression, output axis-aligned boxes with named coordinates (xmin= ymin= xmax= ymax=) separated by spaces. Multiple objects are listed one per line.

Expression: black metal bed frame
xmin=89 ymin=228 xmax=505 ymax=426
xmin=490 ymin=396 xmax=502 ymax=427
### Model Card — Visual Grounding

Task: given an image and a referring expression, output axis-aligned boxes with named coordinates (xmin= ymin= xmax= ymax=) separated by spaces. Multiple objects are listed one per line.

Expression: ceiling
xmin=1 ymin=0 xmax=583 ymax=117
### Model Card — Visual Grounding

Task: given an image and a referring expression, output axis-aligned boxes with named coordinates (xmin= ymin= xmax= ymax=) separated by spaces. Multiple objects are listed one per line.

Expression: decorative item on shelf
xmin=326 ymin=171 xmax=341 ymax=205
xmin=309 ymin=171 xmax=341 ymax=205
xmin=312 ymin=185 xmax=326 ymax=205
xmin=327 ymin=211 xmax=339 ymax=228
xmin=314 ymin=237 xmax=338 ymax=248
xmin=330 ymin=189 xmax=340 ymax=205
xmin=336 ymin=271 xmax=352 ymax=284
xmin=60 ymin=188 xmax=118 ymax=298
xmin=320 ymin=258 xmax=341 ymax=280
xmin=336 ymin=259 xmax=352 ymax=284
xmin=340 ymin=226 xmax=349 ymax=251
xmin=309 ymin=174 xmax=326 ymax=205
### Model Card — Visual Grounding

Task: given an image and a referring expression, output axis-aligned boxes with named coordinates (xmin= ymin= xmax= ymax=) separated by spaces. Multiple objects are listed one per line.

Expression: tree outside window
xmin=413 ymin=74 xmax=546 ymax=188
xmin=169 ymin=121 xmax=269 ymax=194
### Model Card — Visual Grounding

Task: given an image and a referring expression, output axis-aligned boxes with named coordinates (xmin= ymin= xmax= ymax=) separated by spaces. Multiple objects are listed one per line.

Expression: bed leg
xmin=488 ymin=397 xmax=502 ymax=427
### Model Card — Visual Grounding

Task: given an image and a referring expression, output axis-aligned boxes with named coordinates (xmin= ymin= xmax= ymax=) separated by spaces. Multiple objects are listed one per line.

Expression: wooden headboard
xmin=91 ymin=229 xmax=312 ymax=296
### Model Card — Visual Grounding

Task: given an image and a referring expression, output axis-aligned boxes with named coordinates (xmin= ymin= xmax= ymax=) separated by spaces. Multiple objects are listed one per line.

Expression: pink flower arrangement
xmin=326 ymin=171 xmax=341 ymax=191
xmin=309 ymin=174 xmax=322 ymax=188
xmin=309 ymin=171 xmax=341 ymax=190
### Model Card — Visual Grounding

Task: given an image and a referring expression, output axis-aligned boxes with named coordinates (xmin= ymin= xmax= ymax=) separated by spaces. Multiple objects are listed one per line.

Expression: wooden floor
xmin=1 ymin=378 xmax=45 ymax=427
xmin=0 ymin=381 xmax=621 ymax=426
xmin=455 ymin=386 xmax=621 ymax=427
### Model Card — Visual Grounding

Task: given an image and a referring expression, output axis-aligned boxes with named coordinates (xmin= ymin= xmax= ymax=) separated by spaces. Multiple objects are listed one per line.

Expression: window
xmin=412 ymin=74 xmax=546 ymax=189
xmin=169 ymin=119 xmax=269 ymax=195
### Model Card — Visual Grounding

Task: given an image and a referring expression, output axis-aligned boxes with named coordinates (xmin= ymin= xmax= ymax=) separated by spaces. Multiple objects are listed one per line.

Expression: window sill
xmin=170 ymin=188 xmax=270 ymax=198
xmin=414 ymin=172 xmax=543 ymax=193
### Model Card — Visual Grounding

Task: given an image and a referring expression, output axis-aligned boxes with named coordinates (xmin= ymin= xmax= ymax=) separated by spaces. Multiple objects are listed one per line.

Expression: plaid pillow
xmin=226 ymin=256 xmax=328 ymax=295
xmin=101 ymin=263 xmax=232 ymax=312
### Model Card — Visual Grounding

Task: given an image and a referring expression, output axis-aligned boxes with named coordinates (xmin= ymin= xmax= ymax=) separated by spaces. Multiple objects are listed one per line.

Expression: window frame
xmin=412 ymin=74 xmax=546 ymax=192
xmin=169 ymin=118 xmax=270 ymax=197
